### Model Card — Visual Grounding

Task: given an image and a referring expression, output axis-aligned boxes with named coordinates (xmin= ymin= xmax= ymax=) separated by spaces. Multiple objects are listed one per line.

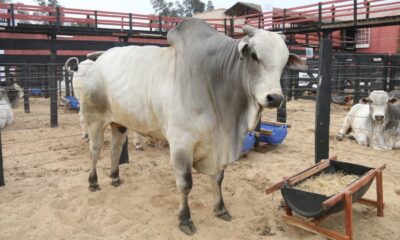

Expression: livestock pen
xmin=1 ymin=1 xmax=400 ymax=239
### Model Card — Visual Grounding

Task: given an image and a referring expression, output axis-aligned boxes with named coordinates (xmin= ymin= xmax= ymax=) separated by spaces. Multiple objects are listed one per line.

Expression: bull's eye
xmin=251 ymin=52 xmax=259 ymax=62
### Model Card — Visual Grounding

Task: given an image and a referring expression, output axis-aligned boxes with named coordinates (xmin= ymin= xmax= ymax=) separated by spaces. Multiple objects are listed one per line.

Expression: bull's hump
xmin=167 ymin=18 xmax=218 ymax=46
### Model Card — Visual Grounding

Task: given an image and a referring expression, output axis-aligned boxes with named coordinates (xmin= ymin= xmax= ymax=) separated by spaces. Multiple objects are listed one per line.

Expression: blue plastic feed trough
xmin=31 ymin=88 xmax=44 ymax=96
xmin=64 ymin=96 xmax=80 ymax=110
xmin=242 ymin=133 xmax=256 ymax=152
xmin=259 ymin=122 xmax=288 ymax=145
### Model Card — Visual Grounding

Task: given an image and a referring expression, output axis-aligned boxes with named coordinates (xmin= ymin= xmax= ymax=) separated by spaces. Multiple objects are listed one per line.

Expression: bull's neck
xmin=205 ymin=37 xmax=261 ymax=160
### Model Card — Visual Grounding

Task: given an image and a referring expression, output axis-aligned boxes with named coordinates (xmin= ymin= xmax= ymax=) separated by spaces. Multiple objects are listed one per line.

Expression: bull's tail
xmin=87 ymin=51 xmax=105 ymax=61
xmin=64 ymin=57 xmax=80 ymax=75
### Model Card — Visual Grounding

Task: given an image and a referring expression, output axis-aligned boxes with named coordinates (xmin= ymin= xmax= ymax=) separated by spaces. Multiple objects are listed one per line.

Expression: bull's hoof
xmin=135 ymin=146 xmax=144 ymax=151
xmin=179 ymin=219 xmax=197 ymax=235
xmin=110 ymin=178 xmax=122 ymax=187
xmin=89 ymin=184 xmax=101 ymax=192
xmin=215 ymin=211 xmax=232 ymax=221
xmin=349 ymin=135 xmax=356 ymax=140
xmin=336 ymin=133 xmax=344 ymax=141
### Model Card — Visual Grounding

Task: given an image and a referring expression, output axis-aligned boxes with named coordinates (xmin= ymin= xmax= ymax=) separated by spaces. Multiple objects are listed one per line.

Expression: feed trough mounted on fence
xmin=241 ymin=121 xmax=289 ymax=152
xmin=265 ymin=156 xmax=386 ymax=240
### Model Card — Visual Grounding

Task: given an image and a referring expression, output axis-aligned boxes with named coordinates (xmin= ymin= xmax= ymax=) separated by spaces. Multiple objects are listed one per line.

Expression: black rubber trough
xmin=266 ymin=157 xmax=386 ymax=218
xmin=281 ymin=160 xmax=373 ymax=218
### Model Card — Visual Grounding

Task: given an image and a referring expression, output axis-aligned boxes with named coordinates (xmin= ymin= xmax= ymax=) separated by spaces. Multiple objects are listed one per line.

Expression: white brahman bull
xmin=0 ymin=88 xmax=13 ymax=128
xmin=80 ymin=19 xmax=306 ymax=235
xmin=337 ymin=90 xmax=400 ymax=150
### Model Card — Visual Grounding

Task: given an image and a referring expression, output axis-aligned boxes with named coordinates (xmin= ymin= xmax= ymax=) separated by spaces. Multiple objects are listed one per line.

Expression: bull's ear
xmin=388 ymin=97 xmax=399 ymax=104
xmin=286 ymin=53 xmax=308 ymax=71
xmin=360 ymin=97 xmax=370 ymax=104
xmin=238 ymin=38 xmax=249 ymax=60
xmin=243 ymin=25 xmax=256 ymax=37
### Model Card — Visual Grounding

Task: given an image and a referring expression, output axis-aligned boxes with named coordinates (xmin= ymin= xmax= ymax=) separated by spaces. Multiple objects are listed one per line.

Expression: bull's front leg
xmin=171 ymin=148 xmax=196 ymax=235
xmin=210 ymin=170 xmax=232 ymax=221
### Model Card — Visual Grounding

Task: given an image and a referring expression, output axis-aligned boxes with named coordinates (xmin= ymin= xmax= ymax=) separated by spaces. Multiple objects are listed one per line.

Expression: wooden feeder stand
xmin=265 ymin=157 xmax=385 ymax=240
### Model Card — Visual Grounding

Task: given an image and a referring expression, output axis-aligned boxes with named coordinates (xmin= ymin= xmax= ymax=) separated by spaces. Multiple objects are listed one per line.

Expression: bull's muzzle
xmin=374 ymin=115 xmax=385 ymax=123
xmin=266 ymin=94 xmax=284 ymax=108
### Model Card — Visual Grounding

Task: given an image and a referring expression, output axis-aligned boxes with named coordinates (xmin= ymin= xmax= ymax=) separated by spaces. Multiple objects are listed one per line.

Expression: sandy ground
xmin=0 ymin=97 xmax=399 ymax=240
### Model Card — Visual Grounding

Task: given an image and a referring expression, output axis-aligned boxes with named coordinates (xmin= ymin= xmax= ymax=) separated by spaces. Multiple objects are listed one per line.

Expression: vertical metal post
xmin=315 ymin=31 xmax=332 ymax=163
xmin=7 ymin=8 xmax=10 ymax=27
xmin=10 ymin=3 xmax=15 ymax=28
xmin=0 ymin=129 xmax=4 ymax=187
xmin=86 ymin=14 xmax=90 ymax=28
xmin=254 ymin=119 xmax=261 ymax=149
xmin=56 ymin=7 xmax=60 ymax=31
xmin=278 ymin=70 xmax=288 ymax=123
xmin=159 ymin=15 xmax=163 ymax=34
xmin=224 ymin=18 xmax=227 ymax=35
xmin=354 ymin=0 xmax=358 ymax=24
xmin=94 ymin=10 xmax=98 ymax=31
xmin=65 ymin=69 xmax=71 ymax=97
xmin=119 ymin=137 xmax=129 ymax=165
xmin=128 ymin=13 xmax=133 ymax=37
xmin=282 ymin=9 xmax=287 ymax=32
xmin=49 ymin=36 xmax=58 ymax=128
xmin=318 ymin=3 xmax=322 ymax=27
xmin=354 ymin=54 xmax=361 ymax=103
xmin=382 ymin=55 xmax=389 ymax=92
xmin=258 ymin=13 xmax=262 ymax=29
xmin=229 ymin=17 xmax=234 ymax=36
xmin=388 ymin=55 xmax=395 ymax=91
xmin=22 ymin=63 xmax=30 ymax=113
xmin=331 ymin=5 xmax=335 ymax=23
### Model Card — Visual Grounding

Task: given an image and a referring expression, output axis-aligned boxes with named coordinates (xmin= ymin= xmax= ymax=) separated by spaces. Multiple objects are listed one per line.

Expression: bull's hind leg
xmin=87 ymin=121 xmax=105 ymax=191
xmin=170 ymin=147 xmax=196 ymax=235
xmin=109 ymin=123 xmax=127 ymax=187
xmin=210 ymin=170 xmax=232 ymax=221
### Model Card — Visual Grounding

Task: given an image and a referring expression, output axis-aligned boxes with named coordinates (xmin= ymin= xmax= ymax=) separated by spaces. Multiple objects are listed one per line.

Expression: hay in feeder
xmin=294 ymin=171 xmax=359 ymax=196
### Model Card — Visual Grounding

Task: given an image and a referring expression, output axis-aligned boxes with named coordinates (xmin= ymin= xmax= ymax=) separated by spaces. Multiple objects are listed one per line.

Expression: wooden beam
xmin=265 ymin=157 xmax=336 ymax=194
xmin=288 ymin=160 xmax=330 ymax=185
xmin=357 ymin=198 xmax=379 ymax=208
xmin=376 ymin=170 xmax=384 ymax=217
xmin=344 ymin=191 xmax=353 ymax=240
xmin=283 ymin=215 xmax=349 ymax=240
xmin=322 ymin=164 xmax=386 ymax=210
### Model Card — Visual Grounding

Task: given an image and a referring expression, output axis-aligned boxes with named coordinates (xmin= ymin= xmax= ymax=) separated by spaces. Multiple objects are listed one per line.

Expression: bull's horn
xmin=87 ymin=51 xmax=105 ymax=61
xmin=64 ymin=57 xmax=79 ymax=74
xmin=243 ymin=25 xmax=256 ymax=37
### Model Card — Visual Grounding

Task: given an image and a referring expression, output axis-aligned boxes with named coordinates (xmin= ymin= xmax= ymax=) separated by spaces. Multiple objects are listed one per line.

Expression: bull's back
xmin=83 ymin=45 xmax=175 ymax=136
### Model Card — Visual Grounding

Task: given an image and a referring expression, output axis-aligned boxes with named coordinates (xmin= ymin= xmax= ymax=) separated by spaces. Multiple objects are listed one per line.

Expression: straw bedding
xmin=294 ymin=171 xmax=359 ymax=196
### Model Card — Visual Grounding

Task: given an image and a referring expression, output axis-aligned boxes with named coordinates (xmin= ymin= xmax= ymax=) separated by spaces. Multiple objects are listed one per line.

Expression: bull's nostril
xmin=266 ymin=94 xmax=284 ymax=108
xmin=267 ymin=95 xmax=274 ymax=103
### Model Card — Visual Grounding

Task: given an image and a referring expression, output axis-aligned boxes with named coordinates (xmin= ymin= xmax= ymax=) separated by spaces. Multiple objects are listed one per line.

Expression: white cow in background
xmin=337 ymin=90 xmax=400 ymax=150
xmin=65 ymin=54 xmax=167 ymax=148
xmin=0 ymin=88 xmax=13 ymax=128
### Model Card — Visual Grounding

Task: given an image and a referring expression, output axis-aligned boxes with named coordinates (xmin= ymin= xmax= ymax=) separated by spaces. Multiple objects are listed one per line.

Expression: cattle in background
xmin=64 ymin=53 xmax=103 ymax=138
xmin=390 ymin=90 xmax=400 ymax=104
xmin=337 ymin=90 xmax=400 ymax=150
xmin=0 ymin=88 xmax=13 ymax=128
xmin=80 ymin=18 xmax=306 ymax=235
xmin=6 ymin=83 xmax=23 ymax=108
